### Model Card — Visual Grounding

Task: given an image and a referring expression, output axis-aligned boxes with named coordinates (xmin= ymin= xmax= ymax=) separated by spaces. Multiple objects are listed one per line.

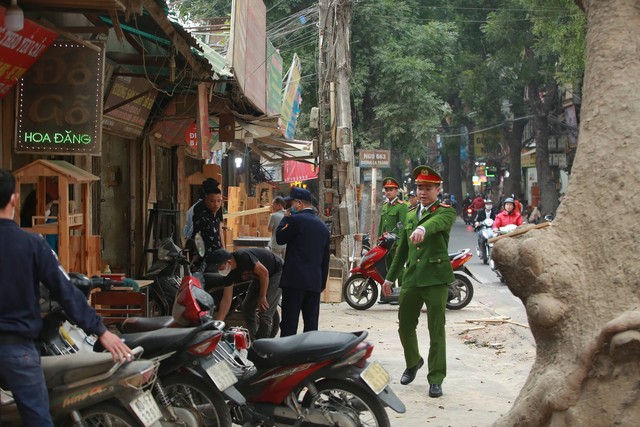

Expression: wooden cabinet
xmin=13 ymin=160 xmax=101 ymax=275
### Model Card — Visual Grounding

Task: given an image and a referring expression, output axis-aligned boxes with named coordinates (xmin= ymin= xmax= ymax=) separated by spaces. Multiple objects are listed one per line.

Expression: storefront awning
xmin=235 ymin=117 xmax=314 ymax=163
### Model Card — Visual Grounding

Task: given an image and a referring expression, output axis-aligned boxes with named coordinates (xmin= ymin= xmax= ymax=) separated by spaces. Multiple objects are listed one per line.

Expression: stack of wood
xmin=224 ymin=183 xmax=273 ymax=249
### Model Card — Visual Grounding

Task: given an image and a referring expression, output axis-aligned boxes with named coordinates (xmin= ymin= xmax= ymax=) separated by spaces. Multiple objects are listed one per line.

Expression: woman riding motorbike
xmin=492 ymin=197 xmax=523 ymax=232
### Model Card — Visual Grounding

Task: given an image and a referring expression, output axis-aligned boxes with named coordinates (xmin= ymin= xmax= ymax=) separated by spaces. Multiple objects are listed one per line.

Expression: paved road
xmin=317 ymin=219 xmax=536 ymax=426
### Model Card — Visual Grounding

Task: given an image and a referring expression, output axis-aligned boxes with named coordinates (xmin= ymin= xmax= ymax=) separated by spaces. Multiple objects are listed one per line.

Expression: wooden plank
xmin=488 ymin=222 xmax=551 ymax=243
xmin=224 ymin=206 xmax=271 ymax=219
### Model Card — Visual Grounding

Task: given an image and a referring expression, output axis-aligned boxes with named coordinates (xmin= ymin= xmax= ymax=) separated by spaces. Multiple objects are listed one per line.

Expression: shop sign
xmin=16 ymin=41 xmax=104 ymax=155
xmin=0 ymin=7 xmax=57 ymax=98
xmin=185 ymin=122 xmax=198 ymax=150
xmin=283 ymin=160 xmax=318 ymax=183
xmin=103 ymin=76 xmax=157 ymax=139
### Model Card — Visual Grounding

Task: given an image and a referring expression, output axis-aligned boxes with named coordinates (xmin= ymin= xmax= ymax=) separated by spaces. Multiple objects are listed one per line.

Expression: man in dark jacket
xmin=276 ymin=187 xmax=330 ymax=336
xmin=0 ymin=168 xmax=132 ymax=426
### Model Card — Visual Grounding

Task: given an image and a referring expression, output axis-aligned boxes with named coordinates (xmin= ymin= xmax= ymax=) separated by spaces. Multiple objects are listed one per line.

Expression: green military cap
xmin=413 ymin=165 xmax=443 ymax=184
xmin=382 ymin=177 xmax=400 ymax=188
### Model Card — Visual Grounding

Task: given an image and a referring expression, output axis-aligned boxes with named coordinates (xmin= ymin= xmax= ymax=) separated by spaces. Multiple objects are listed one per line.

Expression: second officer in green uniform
xmin=378 ymin=177 xmax=407 ymax=302
xmin=382 ymin=166 xmax=456 ymax=399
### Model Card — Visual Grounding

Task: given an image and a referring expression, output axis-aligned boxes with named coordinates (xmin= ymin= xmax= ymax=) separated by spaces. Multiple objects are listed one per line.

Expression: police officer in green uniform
xmin=382 ymin=166 xmax=456 ymax=399
xmin=378 ymin=177 xmax=407 ymax=302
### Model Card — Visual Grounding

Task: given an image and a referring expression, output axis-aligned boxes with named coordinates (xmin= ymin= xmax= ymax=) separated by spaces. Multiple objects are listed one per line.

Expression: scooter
xmin=474 ymin=218 xmax=494 ymax=265
xmin=343 ymin=233 xmax=479 ymax=310
xmin=1 ymin=346 xmax=162 ymax=427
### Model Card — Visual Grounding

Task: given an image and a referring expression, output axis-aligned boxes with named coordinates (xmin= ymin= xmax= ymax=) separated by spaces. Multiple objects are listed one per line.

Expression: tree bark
xmin=493 ymin=0 xmax=640 ymax=425
xmin=503 ymin=119 xmax=526 ymax=200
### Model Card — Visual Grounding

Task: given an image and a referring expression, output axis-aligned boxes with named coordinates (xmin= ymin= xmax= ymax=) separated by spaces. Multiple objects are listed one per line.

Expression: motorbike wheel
xmin=161 ymin=373 xmax=232 ymax=427
xmin=446 ymin=273 xmax=474 ymax=310
xmin=482 ymin=244 xmax=489 ymax=265
xmin=343 ymin=274 xmax=379 ymax=310
xmin=302 ymin=379 xmax=390 ymax=427
xmin=71 ymin=402 xmax=138 ymax=426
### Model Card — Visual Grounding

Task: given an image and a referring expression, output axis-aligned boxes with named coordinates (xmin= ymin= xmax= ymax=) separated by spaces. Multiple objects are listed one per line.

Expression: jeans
xmin=0 ymin=341 xmax=54 ymax=427
xmin=242 ymin=271 xmax=283 ymax=339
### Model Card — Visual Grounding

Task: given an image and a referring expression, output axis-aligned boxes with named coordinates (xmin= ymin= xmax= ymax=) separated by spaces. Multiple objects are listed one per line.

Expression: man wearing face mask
xmin=208 ymin=248 xmax=283 ymax=339
xmin=473 ymin=200 xmax=497 ymax=262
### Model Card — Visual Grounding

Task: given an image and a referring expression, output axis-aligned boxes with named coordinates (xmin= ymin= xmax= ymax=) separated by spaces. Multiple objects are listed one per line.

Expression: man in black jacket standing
xmin=0 ymin=168 xmax=132 ymax=427
xmin=276 ymin=187 xmax=330 ymax=336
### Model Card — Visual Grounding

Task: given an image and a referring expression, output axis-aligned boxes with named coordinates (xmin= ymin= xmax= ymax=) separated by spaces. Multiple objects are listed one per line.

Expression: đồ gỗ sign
xmin=16 ymin=40 xmax=104 ymax=155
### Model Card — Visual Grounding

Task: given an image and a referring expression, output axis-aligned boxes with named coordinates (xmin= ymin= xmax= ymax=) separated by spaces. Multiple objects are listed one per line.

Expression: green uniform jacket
xmin=378 ymin=198 xmax=408 ymax=237
xmin=386 ymin=201 xmax=456 ymax=287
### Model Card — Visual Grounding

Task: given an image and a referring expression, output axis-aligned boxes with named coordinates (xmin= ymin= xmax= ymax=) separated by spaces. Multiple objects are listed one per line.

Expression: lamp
xmin=234 ymin=157 xmax=242 ymax=168
xmin=5 ymin=0 xmax=24 ymax=33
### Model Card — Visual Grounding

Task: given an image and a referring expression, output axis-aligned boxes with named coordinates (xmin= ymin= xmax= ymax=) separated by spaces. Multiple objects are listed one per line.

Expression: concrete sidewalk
xmin=317 ymin=296 xmax=535 ymax=426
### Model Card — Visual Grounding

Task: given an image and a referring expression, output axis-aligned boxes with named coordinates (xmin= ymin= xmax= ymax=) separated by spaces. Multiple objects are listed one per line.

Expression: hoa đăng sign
xmin=0 ymin=7 xmax=57 ymax=98
xmin=16 ymin=40 xmax=104 ymax=155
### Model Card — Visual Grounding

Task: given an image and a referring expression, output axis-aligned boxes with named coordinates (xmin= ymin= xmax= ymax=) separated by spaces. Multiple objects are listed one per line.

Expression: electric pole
xmin=318 ymin=0 xmax=358 ymax=266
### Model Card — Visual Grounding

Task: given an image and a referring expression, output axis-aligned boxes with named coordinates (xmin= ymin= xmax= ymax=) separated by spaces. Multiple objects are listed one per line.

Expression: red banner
xmin=283 ymin=160 xmax=318 ymax=183
xmin=0 ymin=7 xmax=57 ymax=98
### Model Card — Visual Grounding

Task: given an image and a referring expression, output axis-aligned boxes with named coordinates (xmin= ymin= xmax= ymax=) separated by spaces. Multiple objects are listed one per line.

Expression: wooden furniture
xmin=13 ymin=160 xmax=101 ymax=276
xmin=90 ymin=289 xmax=148 ymax=326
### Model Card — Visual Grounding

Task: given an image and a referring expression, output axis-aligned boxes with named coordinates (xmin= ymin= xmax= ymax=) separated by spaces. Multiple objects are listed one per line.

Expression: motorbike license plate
xmin=206 ymin=360 xmax=238 ymax=391
xmin=360 ymin=361 xmax=390 ymax=395
xmin=129 ymin=390 xmax=162 ymax=427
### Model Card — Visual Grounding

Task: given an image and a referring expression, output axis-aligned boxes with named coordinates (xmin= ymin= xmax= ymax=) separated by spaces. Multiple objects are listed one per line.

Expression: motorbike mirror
xmin=194 ymin=232 xmax=206 ymax=258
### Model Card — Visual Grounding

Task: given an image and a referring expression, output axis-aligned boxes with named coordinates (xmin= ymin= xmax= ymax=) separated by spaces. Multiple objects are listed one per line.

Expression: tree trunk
xmin=493 ymin=1 xmax=640 ymax=425
xmin=503 ymin=119 xmax=526 ymax=200
xmin=528 ymin=80 xmax=560 ymax=217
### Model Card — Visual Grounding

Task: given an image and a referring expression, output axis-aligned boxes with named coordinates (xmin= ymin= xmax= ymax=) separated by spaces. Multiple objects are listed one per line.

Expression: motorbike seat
xmin=41 ymin=352 xmax=115 ymax=389
xmin=120 ymin=316 xmax=181 ymax=333
xmin=95 ymin=327 xmax=215 ymax=357
xmin=448 ymin=249 xmax=466 ymax=259
xmin=248 ymin=330 xmax=368 ymax=370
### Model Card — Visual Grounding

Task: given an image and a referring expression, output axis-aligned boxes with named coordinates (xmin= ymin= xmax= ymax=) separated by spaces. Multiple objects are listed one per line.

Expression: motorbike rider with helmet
xmin=492 ymin=197 xmax=523 ymax=233
xmin=474 ymin=200 xmax=497 ymax=261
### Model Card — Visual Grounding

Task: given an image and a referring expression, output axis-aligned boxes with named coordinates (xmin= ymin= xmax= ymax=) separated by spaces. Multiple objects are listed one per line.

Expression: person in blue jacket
xmin=0 ymin=168 xmax=132 ymax=427
xmin=276 ymin=187 xmax=330 ymax=336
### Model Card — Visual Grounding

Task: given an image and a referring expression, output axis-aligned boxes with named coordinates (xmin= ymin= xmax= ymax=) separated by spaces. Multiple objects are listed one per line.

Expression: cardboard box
xmin=322 ymin=268 xmax=343 ymax=303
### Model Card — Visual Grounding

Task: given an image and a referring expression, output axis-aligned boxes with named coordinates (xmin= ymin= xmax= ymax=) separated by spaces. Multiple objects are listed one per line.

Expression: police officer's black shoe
xmin=377 ymin=299 xmax=390 ymax=304
xmin=429 ymin=383 xmax=443 ymax=398
xmin=400 ymin=357 xmax=424 ymax=385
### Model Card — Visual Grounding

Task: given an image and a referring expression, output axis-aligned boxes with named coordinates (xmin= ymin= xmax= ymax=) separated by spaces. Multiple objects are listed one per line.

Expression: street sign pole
xmin=371 ymin=167 xmax=377 ymax=239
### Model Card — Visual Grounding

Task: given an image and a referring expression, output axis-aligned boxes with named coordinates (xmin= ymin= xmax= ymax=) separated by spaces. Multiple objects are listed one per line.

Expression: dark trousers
xmin=0 ymin=340 xmax=54 ymax=426
xmin=279 ymin=288 xmax=321 ymax=337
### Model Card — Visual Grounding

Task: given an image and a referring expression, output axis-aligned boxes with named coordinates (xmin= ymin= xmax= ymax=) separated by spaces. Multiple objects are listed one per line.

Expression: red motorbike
xmin=343 ymin=233 xmax=479 ymax=310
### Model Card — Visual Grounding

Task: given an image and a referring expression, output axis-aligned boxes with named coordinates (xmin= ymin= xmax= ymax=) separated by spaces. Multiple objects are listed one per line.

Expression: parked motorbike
xmin=47 ymin=273 xmax=240 ymax=426
xmin=174 ymin=277 xmax=406 ymax=426
xmin=474 ymin=218 xmax=494 ymax=265
xmin=343 ymin=233 xmax=478 ymax=310
xmin=144 ymin=237 xmax=187 ymax=316
xmin=1 ymin=345 xmax=162 ymax=427
xmin=127 ymin=249 xmax=406 ymax=426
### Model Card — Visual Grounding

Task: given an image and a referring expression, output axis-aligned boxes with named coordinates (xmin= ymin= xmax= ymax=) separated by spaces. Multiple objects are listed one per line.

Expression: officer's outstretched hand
xmin=99 ymin=330 xmax=133 ymax=364
xmin=382 ymin=280 xmax=393 ymax=297
xmin=410 ymin=227 xmax=425 ymax=245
